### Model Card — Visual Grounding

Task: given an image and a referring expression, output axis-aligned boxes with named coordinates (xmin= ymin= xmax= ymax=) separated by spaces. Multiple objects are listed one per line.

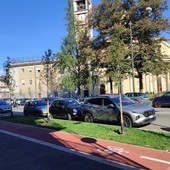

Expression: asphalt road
xmin=0 ymin=132 xmax=118 ymax=170
xmin=2 ymin=106 xmax=170 ymax=133
xmin=138 ymin=108 xmax=170 ymax=132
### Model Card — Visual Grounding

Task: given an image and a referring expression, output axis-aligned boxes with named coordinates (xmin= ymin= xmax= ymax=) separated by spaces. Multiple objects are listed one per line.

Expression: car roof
xmin=86 ymin=95 xmax=120 ymax=100
xmin=26 ymin=99 xmax=45 ymax=102
xmin=100 ymin=94 xmax=119 ymax=98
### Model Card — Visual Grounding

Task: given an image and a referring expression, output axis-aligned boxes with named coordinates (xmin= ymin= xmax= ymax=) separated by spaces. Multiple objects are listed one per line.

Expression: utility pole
xmin=129 ymin=21 xmax=135 ymax=93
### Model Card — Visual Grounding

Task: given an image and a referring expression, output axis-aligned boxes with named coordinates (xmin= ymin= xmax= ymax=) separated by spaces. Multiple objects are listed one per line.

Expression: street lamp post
xmin=129 ymin=21 xmax=135 ymax=92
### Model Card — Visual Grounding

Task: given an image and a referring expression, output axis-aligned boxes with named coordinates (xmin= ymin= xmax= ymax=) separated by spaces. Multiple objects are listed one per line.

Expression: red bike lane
xmin=0 ymin=120 xmax=170 ymax=170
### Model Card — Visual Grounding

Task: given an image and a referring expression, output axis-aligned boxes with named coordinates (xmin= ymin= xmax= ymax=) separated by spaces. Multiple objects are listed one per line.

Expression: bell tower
xmin=73 ymin=0 xmax=93 ymax=39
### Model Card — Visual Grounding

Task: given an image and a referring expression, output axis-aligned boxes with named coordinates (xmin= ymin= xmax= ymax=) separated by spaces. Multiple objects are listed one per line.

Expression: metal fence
xmin=11 ymin=56 xmax=42 ymax=63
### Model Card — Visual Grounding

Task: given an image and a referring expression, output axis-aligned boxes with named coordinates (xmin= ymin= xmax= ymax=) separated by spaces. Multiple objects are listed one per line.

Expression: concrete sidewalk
xmin=0 ymin=120 xmax=170 ymax=170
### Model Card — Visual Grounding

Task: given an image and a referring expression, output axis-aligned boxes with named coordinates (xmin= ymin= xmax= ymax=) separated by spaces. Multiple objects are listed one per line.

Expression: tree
xmin=41 ymin=49 xmax=55 ymax=121
xmin=103 ymin=26 xmax=130 ymax=134
xmin=3 ymin=56 xmax=14 ymax=117
xmin=3 ymin=56 xmax=14 ymax=98
xmin=55 ymin=0 xmax=93 ymax=97
xmin=92 ymin=0 xmax=170 ymax=92
xmin=41 ymin=49 xmax=56 ymax=96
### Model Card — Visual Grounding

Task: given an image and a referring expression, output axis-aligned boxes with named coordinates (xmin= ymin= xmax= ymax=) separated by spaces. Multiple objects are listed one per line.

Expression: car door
xmin=25 ymin=101 xmax=35 ymax=115
xmin=86 ymin=98 xmax=103 ymax=120
xmin=57 ymin=100 xmax=67 ymax=118
xmin=89 ymin=98 xmax=116 ymax=122
xmin=49 ymin=100 xmax=60 ymax=118
xmin=103 ymin=98 xmax=119 ymax=122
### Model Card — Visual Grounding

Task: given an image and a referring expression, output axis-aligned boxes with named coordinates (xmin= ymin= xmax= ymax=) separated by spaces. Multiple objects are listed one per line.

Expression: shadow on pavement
xmin=0 ymin=120 xmax=154 ymax=170
xmin=161 ymin=127 xmax=170 ymax=132
xmin=150 ymin=123 xmax=170 ymax=132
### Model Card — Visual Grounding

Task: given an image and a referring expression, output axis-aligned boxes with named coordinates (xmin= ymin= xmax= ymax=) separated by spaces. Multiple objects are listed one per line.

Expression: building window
xmin=21 ymin=80 xmax=25 ymax=85
xmin=29 ymin=80 xmax=32 ymax=85
xmin=21 ymin=68 xmax=24 ymax=73
xmin=77 ymin=1 xmax=85 ymax=10
xmin=28 ymin=69 xmax=32 ymax=73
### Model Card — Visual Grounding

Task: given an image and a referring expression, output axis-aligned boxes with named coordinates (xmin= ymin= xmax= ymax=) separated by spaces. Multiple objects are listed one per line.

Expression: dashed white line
xmin=141 ymin=156 xmax=170 ymax=165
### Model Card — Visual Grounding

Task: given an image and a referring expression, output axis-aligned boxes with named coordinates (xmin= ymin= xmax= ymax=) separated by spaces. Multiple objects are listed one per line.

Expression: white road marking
xmin=141 ymin=156 xmax=170 ymax=165
xmin=97 ymin=146 xmax=129 ymax=154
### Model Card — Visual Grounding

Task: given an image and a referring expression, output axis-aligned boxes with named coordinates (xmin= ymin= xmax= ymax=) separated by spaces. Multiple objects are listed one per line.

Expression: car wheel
xmin=154 ymin=101 xmax=161 ymax=108
xmin=123 ymin=115 xmax=132 ymax=128
xmin=67 ymin=113 xmax=72 ymax=120
xmin=84 ymin=113 xmax=93 ymax=123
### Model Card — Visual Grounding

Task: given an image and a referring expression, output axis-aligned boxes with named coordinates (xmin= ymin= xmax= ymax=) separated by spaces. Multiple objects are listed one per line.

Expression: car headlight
xmin=73 ymin=109 xmax=77 ymax=113
xmin=136 ymin=115 xmax=141 ymax=120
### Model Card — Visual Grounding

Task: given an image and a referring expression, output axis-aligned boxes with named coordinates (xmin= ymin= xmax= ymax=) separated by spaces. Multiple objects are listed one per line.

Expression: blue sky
xmin=0 ymin=0 xmax=169 ymax=73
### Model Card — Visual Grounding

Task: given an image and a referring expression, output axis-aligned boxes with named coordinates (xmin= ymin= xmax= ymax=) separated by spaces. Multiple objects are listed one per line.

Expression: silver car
xmin=0 ymin=100 xmax=12 ymax=114
xmin=23 ymin=100 xmax=48 ymax=117
xmin=124 ymin=92 xmax=150 ymax=105
xmin=81 ymin=95 xmax=156 ymax=128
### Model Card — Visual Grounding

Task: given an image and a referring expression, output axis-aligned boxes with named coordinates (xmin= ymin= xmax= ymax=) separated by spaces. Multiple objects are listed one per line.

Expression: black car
xmin=49 ymin=98 xmax=82 ymax=120
xmin=81 ymin=95 xmax=156 ymax=128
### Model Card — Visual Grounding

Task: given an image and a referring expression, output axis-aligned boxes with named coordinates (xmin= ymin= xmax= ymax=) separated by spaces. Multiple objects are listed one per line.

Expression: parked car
xmin=20 ymin=98 xmax=31 ymax=106
xmin=49 ymin=98 xmax=82 ymax=120
xmin=124 ymin=92 xmax=150 ymax=105
xmin=81 ymin=95 xmax=156 ymax=128
xmin=152 ymin=91 xmax=170 ymax=108
xmin=2 ymin=98 xmax=13 ymax=104
xmin=0 ymin=100 xmax=12 ymax=114
xmin=23 ymin=100 xmax=48 ymax=117
xmin=15 ymin=98 xmax=22 ymax=105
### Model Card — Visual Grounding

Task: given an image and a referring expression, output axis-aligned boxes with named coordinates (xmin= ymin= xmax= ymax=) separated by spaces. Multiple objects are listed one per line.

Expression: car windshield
xmin=0 ymin=100 xmax=8 ymax=105
xmin=34 ymin=100 xmax=47 ymax=106
xmin=64 ymin=99 xmax=80 ymax=106
xmin=110 ymin=97 xmax=135 ymax=106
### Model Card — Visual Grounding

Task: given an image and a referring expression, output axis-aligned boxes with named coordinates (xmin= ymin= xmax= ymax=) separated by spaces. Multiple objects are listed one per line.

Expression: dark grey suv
xmin=81 ymin=95 xmax=156 ymax=128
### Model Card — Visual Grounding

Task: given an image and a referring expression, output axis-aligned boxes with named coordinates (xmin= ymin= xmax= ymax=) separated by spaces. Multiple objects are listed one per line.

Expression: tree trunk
xmin=77 ymin=83 xmax=81 ymax=97
xmin=109 ymin=77 xmax=113 ymax=93
xmin=139 ymin=72 xmax=143 ymax=92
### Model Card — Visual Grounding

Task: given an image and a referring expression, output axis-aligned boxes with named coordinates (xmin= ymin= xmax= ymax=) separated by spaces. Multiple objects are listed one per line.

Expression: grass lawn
xmin=0 ymin=116 xmax=170 ymax=152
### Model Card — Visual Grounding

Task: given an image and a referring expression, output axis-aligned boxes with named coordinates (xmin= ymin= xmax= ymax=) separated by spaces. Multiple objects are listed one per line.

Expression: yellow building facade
xmin=100 ymin=41 xmax=170 ymax=94
xmin=10 ymin=60 xmax=48 ymax=99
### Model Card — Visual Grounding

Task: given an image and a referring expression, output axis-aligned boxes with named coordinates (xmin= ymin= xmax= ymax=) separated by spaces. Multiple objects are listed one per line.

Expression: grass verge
xmin=0 ymin=116 xmax=170 ymax=152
